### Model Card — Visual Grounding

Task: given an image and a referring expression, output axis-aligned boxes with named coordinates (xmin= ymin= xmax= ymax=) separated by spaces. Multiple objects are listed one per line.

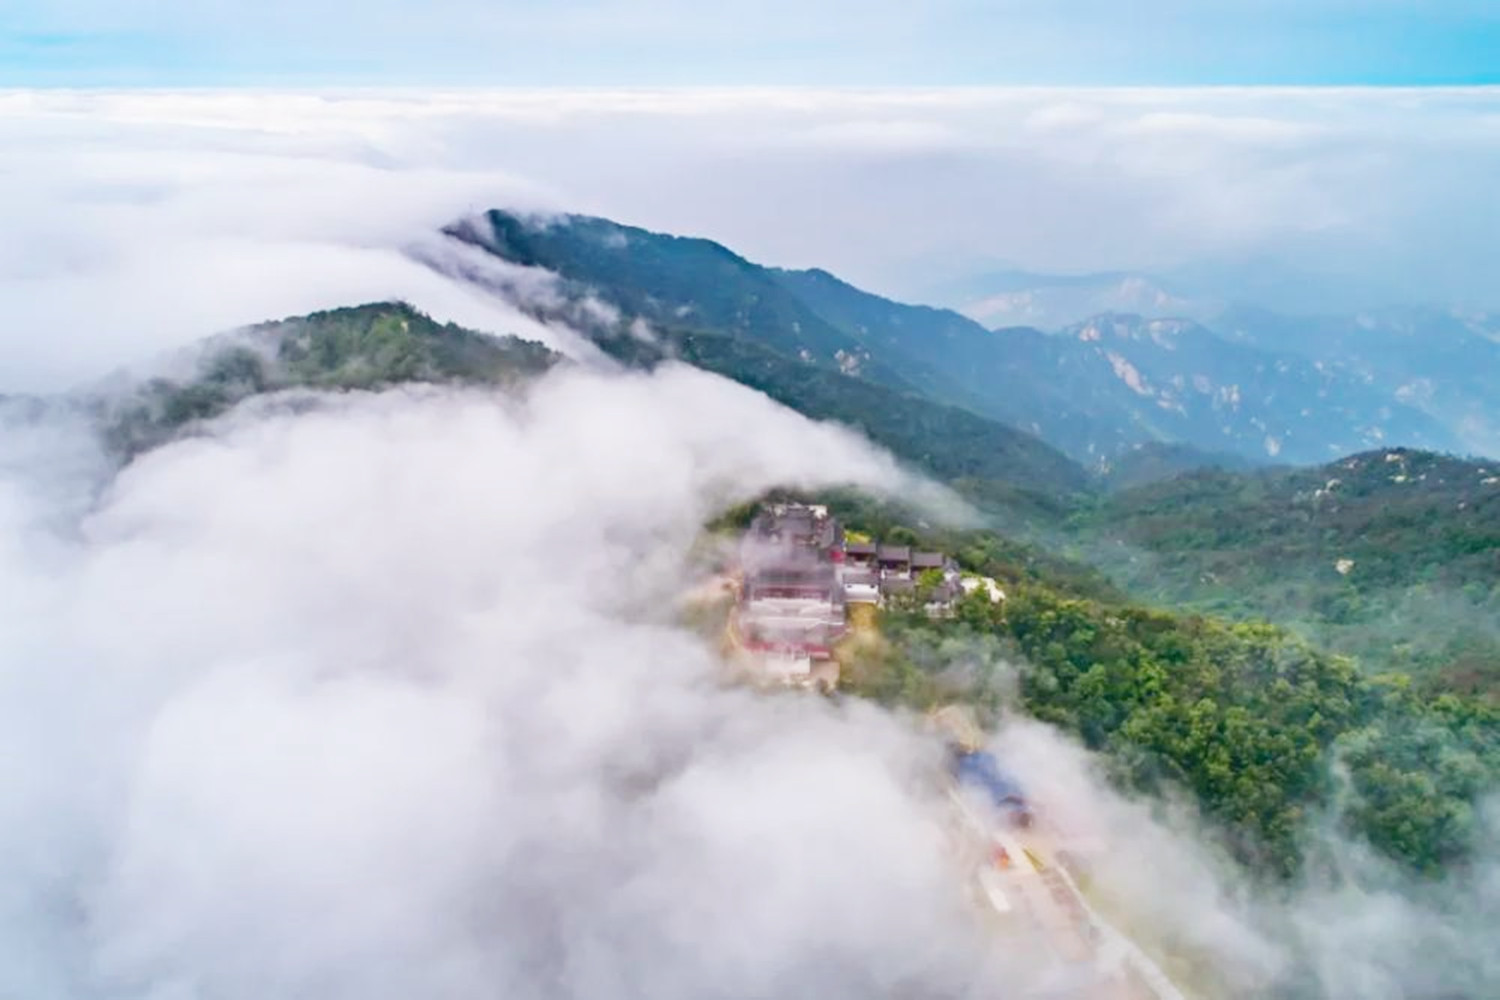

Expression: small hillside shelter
xmin=880 ymin=576 xmax=916 ymax=599
xmin=924 ymin=579 xmax=962 ymax=619
xmin=877 ymin=544 xmax=911 ymax=576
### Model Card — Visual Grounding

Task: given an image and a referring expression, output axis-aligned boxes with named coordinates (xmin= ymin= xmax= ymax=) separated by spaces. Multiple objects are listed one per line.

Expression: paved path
xmin=947 ymin=788 xmax=1191 ymax=1000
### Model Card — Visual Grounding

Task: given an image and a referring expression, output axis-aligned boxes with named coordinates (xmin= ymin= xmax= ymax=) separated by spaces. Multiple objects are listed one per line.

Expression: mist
xmin=5 ymin=87 xmax=1500 ymax=389
xmin=1 ymin=351 xmax=1491 ymax=997
xmin=1 ymin=364 xmax=1005 ymax=999
xmin=2 ymin=84 xmax=1496 ymax=999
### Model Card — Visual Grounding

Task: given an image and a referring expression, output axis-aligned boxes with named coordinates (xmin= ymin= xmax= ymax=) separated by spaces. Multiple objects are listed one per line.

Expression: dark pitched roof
xmin=928 ymin=580 xmax=961 ymax=602
xmin=911 ymin=551 xmax=946 ymax=569
xmin=844 ymin=541 xmax=877 ymax=556
xmin=880 ymin=577 xmax=916 ymax=594
xmin=752 ymin=564 xmax=837 ymax=587
xmin=877 ymin=544 xmax=911 ymax=562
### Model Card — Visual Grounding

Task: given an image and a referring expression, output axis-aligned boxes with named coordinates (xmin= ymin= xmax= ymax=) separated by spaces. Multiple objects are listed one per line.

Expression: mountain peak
xmin=98 ymin=302 xmax=558 ymax=460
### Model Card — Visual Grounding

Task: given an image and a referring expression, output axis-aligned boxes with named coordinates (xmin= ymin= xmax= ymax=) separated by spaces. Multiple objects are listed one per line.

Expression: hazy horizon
xmin=3 ymin=85 xmax=1499 ymax=390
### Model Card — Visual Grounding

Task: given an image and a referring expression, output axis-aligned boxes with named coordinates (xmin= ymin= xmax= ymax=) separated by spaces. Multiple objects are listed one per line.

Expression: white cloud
xmin=0 ymin=365 xmax=1008 ymax=999
xmin=0 ymin=82 xmax=1493 ymax=1000
xmin=3 ymin=87 xmax=1499 ymax=393
xmin=0 ymin=311 xmax=1493 ymax=997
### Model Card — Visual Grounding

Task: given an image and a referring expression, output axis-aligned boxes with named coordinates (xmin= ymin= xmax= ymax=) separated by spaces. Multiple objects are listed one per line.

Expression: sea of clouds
xmin=5 ymin=87 xmax=1500 ymax=388
xmin=1 ymin=364 xmax=1492 ymax=999
xmin=1 ymin=87 xmax=1497 ymax=999
xmin=0 ymin=368 xmax=991 ymax=998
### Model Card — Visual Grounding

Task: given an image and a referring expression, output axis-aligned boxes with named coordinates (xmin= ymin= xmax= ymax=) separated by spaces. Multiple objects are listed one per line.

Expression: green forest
xmin=1074 ymin=449 xmax=1500 ymax=692
xmin=101 ymin=303 xmax=557 ymax=459
xmin=817 ymin=493 xmax=1498 ymax=883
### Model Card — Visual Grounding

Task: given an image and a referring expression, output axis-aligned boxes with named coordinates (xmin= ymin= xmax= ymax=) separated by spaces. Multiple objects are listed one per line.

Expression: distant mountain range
xmin=1217 ymin=305 xmax=1500 ymax=458
xmin=920 ymin=268 xmax=1204 ymax=330
xmin=932 ymin=268 xmax=1500 ymax=459
xmin=441 ymin=210 xmax=1477 ymax=468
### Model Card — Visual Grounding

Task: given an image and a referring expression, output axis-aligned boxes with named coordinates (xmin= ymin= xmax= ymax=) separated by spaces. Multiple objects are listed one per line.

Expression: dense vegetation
xmin=454 ymin=209 xmax=1462 ymax=470
xmin=656 ymin=328 xmax=1090 ymax=500
xmin=102 ymin=303 xmax=556 ymax=458
xmin=453 ymin=211 xmax=922 ymax=393
xmin=826 ymin=501 xmax=1498 ymax=881
xmin=1098 ymin=440 xmax=1255 ymax=492
xmin=1075 ymin=449 xmax=1500 ymax=691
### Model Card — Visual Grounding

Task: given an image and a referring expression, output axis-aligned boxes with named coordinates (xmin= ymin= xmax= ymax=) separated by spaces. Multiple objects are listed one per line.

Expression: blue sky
xmin=3 ymin=1 xmax=1499 ymax=87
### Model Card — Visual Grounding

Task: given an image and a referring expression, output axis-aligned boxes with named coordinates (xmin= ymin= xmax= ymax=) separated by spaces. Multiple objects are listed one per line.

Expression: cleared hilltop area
xmin=690 ymin=500 xmax=1181 ymax=1000
xmin=723 ymin=501 xmax=1003 ymax=691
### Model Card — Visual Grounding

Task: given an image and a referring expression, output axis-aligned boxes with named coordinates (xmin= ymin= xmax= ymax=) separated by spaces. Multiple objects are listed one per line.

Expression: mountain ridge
xmin=446 ymin=209 xmax=1467 ymax=469
xmin=96 ymin=302 xmax=559 ymax=459
xmin=1079 ymin=446 xmax=1500 ymax=688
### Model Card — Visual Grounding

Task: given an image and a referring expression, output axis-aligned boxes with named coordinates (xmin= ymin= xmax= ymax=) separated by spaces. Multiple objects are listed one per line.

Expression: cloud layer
xmin=4 ymin=88 xmax=1500 ymax=390
xmin=0 ymin=366 xmax=1011 ymax=999
xmin=0 ymin=84 xmax=1496 ymax=999
xmin=1 ymin=320 xmax=1494 ymax=998
xmin=60 ymin=353 xmax=1464 ymax=999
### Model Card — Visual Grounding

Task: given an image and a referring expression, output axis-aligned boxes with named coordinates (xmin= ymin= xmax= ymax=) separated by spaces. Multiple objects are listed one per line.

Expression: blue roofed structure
xmin=953 ymin=750 xmax=1032 ymax=825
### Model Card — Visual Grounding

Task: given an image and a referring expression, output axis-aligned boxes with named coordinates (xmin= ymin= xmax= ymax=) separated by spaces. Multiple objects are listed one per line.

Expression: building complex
xmin=733 ymin=502 xmax=991 ymax=680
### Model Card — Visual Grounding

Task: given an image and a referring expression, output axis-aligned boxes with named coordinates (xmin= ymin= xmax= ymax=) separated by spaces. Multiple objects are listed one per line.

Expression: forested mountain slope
xmin=1075 ymin=448 xmax=1500 ymax=690
xmin=1219 ymin=304 xmax=1500 ymax=459
xmin=98 ymin=302 xmax=558 ymax=459
xmin=769 ymin=266 xmax=1130 ymax=458
xmin=446 ymin=212 xmax=1093 ymax=502
xmin=653 ymin=327 xmax=1091 ymax=500
xmin=781 ymin=491 xmax=1499 ymax=882
xmin=446 ymin=210 xmax=1458 ymax=469
xmin=446 ymin=210 xmax=930 ymax=394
